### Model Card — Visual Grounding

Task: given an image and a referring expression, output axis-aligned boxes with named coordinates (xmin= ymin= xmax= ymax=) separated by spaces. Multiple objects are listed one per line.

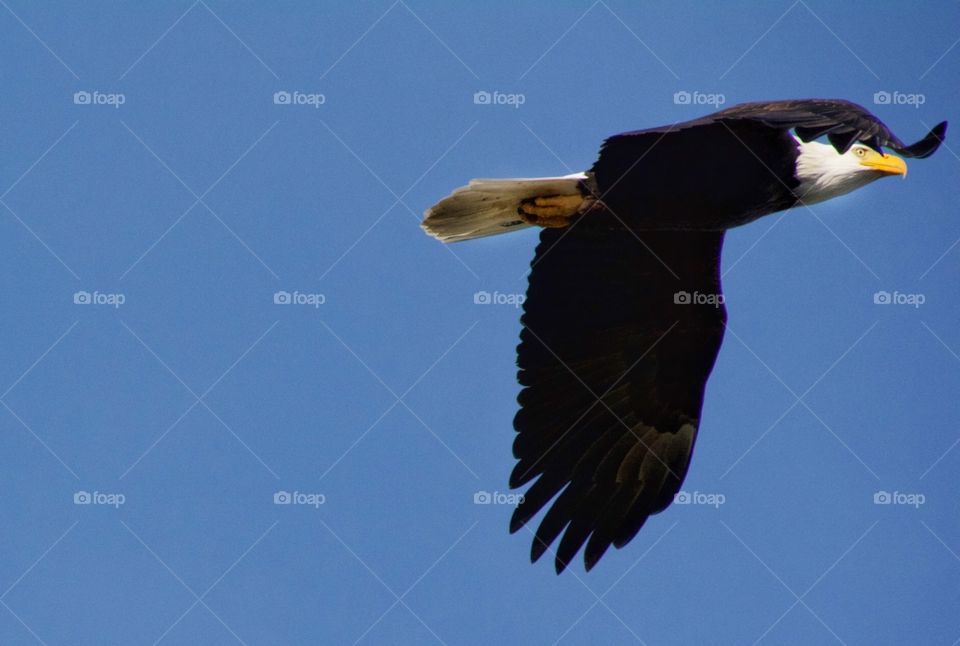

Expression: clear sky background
xmin=1 ymin=2 xmax=958 ymax=644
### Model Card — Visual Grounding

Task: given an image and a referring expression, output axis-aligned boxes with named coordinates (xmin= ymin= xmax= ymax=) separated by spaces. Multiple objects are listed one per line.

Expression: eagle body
xmin=422 ymin=99 xmax=946 ymax=573
xmin=592 ymin=121 xmax=801 ymax=230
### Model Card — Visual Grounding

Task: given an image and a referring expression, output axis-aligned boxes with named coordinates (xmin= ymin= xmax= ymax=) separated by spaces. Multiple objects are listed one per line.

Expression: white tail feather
xmin=422 ymin=173 xmax=587 ymax=243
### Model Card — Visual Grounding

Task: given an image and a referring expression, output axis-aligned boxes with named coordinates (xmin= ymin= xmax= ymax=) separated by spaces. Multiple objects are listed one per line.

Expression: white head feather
xmin=793 ymin=136 xmax=906 ymax=205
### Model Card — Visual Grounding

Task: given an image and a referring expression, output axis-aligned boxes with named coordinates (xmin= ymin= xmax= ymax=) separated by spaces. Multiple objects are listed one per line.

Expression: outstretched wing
xmin=607 ymin=99 xmax=947 ymax=157
xmin=510 ymin=217 xmax=726 ymax=573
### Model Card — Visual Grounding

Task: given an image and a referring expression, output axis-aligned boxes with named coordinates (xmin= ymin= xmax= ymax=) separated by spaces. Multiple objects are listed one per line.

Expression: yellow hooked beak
xmin=859 ymin=149 xmax=908 ymax=177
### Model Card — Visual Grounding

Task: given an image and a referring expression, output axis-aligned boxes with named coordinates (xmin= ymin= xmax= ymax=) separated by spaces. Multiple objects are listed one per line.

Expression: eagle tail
xmin=421 ymin=173 xmax=588 ymax=243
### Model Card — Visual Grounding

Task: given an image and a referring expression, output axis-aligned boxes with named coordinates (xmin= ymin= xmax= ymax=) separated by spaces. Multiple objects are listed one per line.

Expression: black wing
xmin=510 ymin=218 xmax=726 ymax=573
xmin=607 ymin=99 xmax=947 ymax=157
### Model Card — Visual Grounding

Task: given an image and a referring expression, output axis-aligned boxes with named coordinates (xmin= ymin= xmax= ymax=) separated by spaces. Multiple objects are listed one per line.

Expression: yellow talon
xmin=518 ymin=194 xmax=585 ymax=228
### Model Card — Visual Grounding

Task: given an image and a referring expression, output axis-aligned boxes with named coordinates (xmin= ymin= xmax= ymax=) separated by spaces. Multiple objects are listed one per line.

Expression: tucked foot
xmin=518 ymin=194 xmax=585 ymax=228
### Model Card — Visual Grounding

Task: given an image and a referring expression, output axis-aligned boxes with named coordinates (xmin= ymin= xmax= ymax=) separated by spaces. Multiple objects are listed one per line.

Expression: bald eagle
xmin=422 ymin=100 xmax=947 ymax=573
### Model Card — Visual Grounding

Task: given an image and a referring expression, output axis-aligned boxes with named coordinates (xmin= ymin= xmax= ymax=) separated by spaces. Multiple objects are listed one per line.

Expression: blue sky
xmin=0 ymin=2 xmax=958 ymax=644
